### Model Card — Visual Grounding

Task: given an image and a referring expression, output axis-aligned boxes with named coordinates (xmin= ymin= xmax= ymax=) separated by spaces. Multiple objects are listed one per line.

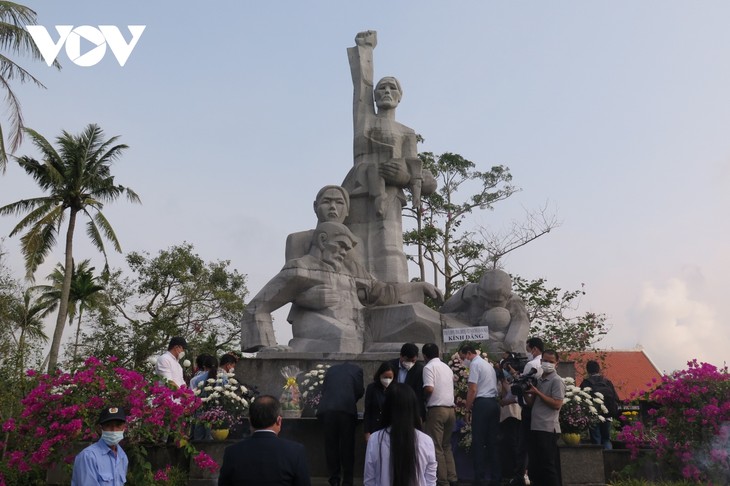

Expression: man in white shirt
xmin=460 ymin=343 xmax=500 ymax=486
xmin=155 ymin=336 xmax=187 ymax=389
xmin=422 ymin=343 xmax=458 ymax=486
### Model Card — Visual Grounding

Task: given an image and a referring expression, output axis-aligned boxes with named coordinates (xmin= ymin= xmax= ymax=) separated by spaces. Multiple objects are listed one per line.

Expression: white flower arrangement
xmin=299 ymin=363 xmax=331 ymax=408
xmin=560 ymin=377 xmax=605 ymax=433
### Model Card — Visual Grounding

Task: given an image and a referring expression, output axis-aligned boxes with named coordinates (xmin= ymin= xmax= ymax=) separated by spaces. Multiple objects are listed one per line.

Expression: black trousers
xmin=527 ymin=430 xmax=560 ymax=486
xmin=318 ymin=411 xmax=357 ymax=486
xmin=515 ymin=405 xmax=532 ymax=476
xmin=499 ymin=416 xmax=521 ymax=478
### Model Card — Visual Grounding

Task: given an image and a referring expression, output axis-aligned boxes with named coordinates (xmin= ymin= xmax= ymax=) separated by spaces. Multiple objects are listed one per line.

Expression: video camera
xmin=499 ymin=352 xmax=538 ymax=398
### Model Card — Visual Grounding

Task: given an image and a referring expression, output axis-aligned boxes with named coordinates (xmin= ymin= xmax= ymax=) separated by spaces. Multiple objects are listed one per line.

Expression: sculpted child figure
xmin=440 ymin=269 xmax=531 ymax=354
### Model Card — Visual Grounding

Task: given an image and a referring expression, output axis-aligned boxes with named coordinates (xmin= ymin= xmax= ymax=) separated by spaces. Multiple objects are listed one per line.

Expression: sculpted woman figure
xmin=343 ymin=30 xmax=436 ymax=283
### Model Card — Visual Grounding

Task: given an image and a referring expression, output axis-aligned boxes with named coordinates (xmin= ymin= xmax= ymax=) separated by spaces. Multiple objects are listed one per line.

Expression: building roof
xmin=566 ymin=349 xmax=663 ymax=402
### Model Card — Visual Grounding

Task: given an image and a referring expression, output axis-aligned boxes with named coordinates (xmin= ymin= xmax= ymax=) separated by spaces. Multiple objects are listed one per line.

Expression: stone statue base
xmin=363 ymin=303 xmax=463 ymax=353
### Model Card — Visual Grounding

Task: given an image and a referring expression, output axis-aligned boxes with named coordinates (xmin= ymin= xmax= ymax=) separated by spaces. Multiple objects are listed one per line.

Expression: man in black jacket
xmin=317 ymin=362 xmax=365 ymax=486
xmin=218 ymin=395 xmax=311 ymax=486
xmin=389 ymin=342 xmax=426 ymax=420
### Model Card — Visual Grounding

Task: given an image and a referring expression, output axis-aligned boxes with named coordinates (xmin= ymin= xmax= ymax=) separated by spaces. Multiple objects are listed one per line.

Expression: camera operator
xmin=504 ymin=337 xmax=543 ymax=485
xmin=524 ymin=350 xmax=565 ymax=486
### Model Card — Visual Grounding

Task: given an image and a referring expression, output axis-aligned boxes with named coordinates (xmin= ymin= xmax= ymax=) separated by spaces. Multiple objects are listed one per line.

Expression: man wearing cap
xmin=156 ymin=336 xmax=187 ymax=388
xmin=71 ymin=406 xmax=128 ymax=485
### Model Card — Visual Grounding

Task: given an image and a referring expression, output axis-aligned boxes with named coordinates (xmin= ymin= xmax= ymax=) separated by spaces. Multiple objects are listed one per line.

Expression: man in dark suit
xmin=316 ymin=362 xmax=364 ymax=486
xmin=218 ymin=395 xmax=311 ymax=486
xmin=389 ymin=342 xmax=426 ymax=420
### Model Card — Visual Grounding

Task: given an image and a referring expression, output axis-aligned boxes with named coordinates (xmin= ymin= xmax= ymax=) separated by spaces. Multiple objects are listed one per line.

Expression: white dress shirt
xmin=423 ymin=358 xmax=455 ymax=407
xmin=364 ymin=428 xmax=437 ymax=486
xmin=156 ymin=351 xmax=184 ymax=388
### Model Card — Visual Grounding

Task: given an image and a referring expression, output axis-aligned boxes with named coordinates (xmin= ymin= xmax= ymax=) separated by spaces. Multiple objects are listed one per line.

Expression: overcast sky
xmin=1 ymin=1 xmax=728 ymax=374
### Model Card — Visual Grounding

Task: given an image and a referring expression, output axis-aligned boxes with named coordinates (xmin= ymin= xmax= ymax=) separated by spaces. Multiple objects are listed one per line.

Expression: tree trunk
xmin=416 ymin=208 xmax=425 ymax=282
xmin=47 ymin=209 xmax=77 ymax=372
xmin=72 ymin=307 xmax=84 ymax=365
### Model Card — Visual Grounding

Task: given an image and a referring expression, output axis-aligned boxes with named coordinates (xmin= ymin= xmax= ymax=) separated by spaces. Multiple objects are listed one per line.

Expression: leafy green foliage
xmin=81 ymin=243 xmax=248 ymax=370
xmin=0 ymin=1 xmax=62 ymax=170
xmin=404 ymin=152 xmax=517 ymax=298
xmin=512 ymin=275 xmax=609 ymax=352
xmin=0 ymin=124 xmax=139 ymax=371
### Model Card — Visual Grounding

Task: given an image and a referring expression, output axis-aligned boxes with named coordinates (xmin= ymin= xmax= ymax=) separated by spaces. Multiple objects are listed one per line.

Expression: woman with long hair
xmin=364 ymin=382 xmax=437 ymax=486
xmin=363 ymin=361 xmax=397 ymax=441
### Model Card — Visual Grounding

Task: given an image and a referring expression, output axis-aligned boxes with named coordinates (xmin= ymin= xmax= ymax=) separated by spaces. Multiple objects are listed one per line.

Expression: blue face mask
xmin=101 ymin=430 xmax=124 ymax=446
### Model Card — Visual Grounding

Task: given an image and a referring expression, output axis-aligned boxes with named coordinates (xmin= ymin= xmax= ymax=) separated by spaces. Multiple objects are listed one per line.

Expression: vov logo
xmin=26 ymin=25 xmax=146 ymax=67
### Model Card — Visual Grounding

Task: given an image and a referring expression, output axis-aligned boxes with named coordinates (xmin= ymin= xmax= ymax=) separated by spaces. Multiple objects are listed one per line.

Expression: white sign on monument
xmin=442 ymin=326 xmax=489 ymax=344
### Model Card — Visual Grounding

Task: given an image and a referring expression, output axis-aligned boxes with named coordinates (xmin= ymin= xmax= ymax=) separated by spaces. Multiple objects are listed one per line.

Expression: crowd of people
xmin=70 ymin=336 xmax=619 ymax=486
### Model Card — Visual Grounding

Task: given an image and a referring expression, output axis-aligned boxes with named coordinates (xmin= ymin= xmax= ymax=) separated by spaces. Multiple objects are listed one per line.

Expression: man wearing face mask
xmin=508 ymin=337 xmax=544 ymax=486
xmin=71 ymin=406 xmax=128 ymax=485
xmin=524 ymin=350 xmax=566 ymax=486
xmin=388 ymin=342 xmax=426 ymax=420
xmin=156 ymin=336 xmax=187 ymax=389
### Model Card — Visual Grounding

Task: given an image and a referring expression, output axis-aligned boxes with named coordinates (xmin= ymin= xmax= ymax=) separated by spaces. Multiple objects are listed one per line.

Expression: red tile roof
xmin=566 ymin=350 xmax=663 ymax=402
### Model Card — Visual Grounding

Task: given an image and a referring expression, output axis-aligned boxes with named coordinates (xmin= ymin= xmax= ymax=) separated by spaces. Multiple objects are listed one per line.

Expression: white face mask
xmin=402 ymin=360 xmax=414 ymax=371
xmin=380 ymin=378 xmax=393 ymax=388
xmin=101 ymin=430 xmax=124 ymax=446
xmin=462 ymin=358 xmax=472 ymax=368
xmin=541 ymin=362 xmax=556 ymax=374
xmin=177 ymin=350 xmax=186 ymax=360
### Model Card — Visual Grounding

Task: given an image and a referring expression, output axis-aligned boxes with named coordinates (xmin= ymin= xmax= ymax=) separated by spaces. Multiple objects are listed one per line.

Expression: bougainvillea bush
xmin=0 ymin=356 xmax=207 ymax=484
xmin=617 ymin=360 xmax=729 ymax=484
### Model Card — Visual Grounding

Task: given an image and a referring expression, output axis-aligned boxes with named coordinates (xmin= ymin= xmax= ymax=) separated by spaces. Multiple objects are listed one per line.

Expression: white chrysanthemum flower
xmin=593 ymin=397 xmax=604 ymax=404
xmin=316 ymin=364 xmax=324 ymax=369
xmin=229 ymin=378 xmax=238 ymax=385
xmin=204 ymin=386 xmax=213 ymax=391
xmin=601 ymin=405 xmax=609 ymax=414
xmin=574 ymin=396 xmax=582 ymax=402
xmin=207 ymin=378 xmax=216 ymax=384
xmin=303 ymin=391 xmax=308 ymax=398
xmin=194 ymin=389 xmax=201 ymax=396
xmin=563 ymin=398 xmax=570 ymax=404
xmin=148 ymin=356 xmax=159 ymax=366
xmin=594 ymin=392 xmax=604 ymax=399
xmin=182 ymin=359 xmax=191 ymax=368
xmin=241 ymin=399 xmax=249 ymax=407
xmin=241 ymin=386 xmax=248 ymax=393
xmin=214 ymin=386 xmax=223 ymax=392
xmin=598 ymin=415 xmax=606 ymax=423
xmin=589 ymin=406 xmax=598 ymax=414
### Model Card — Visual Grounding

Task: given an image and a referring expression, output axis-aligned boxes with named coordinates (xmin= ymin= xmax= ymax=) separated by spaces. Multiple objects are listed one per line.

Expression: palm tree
xmin=0 ymin=124 xmax=140 ymax=371
xmin=0 ymin=1 xmax=61 ymax=171
xmin=5 ymin=288 xmax=49 ymax=382
xmin=35 ymin=259 xmax=105 ymax=365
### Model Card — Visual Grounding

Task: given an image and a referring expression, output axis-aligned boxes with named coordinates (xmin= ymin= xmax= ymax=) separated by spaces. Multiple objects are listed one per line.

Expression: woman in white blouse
xmin=364 ymin=382 xmax=437 ymax=486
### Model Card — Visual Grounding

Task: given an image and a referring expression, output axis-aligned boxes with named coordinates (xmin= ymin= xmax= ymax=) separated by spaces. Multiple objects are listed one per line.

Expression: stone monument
xmin=440 ymin=269 xmax=531 ymax=355
xmin=240 ymin=31 xmax=530 ymax=357
xmin=342 ymin=30 xmax=436 ymax=284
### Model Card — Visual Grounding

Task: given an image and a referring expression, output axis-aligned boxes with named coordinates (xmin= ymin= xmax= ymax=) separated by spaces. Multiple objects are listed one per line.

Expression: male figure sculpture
xmin=242 ymin=221 xmax=441 ymax=353
xmin=342 ymin=30 xmax=436 ymax=283
xmin=440 ymin=269 xmax=531 ymax=354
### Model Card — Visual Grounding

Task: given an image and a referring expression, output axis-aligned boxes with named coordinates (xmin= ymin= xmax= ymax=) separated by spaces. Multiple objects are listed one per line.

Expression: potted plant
xmin=559 ymin=377 xmax=604 ymax=445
